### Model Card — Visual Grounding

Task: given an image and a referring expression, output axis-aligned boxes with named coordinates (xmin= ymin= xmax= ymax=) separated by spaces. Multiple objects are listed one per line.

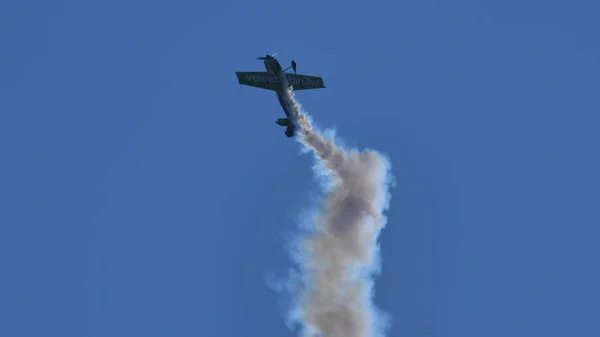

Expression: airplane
xmin=235 ymin=54 xmax=326 ymax=138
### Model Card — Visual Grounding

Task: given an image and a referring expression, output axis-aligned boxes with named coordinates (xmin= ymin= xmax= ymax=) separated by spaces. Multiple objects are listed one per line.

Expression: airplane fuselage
xmin=263 ymin=58 xmax=294 ymax=120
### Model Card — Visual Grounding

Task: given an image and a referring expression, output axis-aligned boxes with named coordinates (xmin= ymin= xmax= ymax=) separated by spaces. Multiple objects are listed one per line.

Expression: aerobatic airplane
xmin=235 ymin=54 xmax=326 ymax=138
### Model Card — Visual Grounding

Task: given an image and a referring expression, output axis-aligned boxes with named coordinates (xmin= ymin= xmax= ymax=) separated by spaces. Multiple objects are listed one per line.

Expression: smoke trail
xmin=283 ymin=88 xmax=394 ymax=337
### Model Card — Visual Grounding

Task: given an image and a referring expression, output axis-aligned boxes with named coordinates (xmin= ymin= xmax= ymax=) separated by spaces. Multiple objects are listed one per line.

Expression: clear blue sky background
xmin=1 ymin=0 xmax=599 ymax=336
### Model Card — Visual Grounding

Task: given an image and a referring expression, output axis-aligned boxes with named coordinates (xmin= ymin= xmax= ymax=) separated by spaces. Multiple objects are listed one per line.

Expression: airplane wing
xmin=286 ymin=73 xmax=326 ymax=90
xmin=236 ymin=72 xmax=281 ymax=91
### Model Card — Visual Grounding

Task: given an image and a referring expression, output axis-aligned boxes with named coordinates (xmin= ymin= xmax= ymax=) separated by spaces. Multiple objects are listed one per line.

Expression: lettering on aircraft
xmin=288 ymin=77 xmax=323 ymax=88
xmin=242 ymin=74 xmax=323 ymax=88
xmin=245 ymin=75 xmax=280 ymax=83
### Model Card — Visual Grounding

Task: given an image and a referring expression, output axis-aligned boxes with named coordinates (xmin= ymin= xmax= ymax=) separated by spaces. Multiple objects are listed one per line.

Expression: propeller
xmin=256 ymin=53 xmax=277 ymax=60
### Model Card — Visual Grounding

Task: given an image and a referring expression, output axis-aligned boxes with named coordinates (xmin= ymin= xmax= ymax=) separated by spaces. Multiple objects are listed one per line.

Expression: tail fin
xmin=285 ymin=126 xmax=295 ymax=138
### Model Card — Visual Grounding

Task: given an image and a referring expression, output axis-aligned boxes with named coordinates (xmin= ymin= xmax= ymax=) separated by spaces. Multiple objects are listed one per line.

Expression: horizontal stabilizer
xmin=275 ymin=118 xmax=291 ymax=127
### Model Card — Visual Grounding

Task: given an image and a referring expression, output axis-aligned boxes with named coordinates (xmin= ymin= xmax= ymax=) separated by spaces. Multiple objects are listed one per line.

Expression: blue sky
xmin=1 ymin=0 xmax=599 ymax=336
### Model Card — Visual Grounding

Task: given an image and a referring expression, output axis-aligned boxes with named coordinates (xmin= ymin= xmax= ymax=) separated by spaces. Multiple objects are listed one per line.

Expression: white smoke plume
xmin=283 ymin=88 xmax=394 ymax=337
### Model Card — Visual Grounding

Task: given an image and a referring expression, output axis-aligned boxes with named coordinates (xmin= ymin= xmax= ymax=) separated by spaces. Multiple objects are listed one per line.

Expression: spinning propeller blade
xmin=256 ymin=53 xmax=277 ymax=60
